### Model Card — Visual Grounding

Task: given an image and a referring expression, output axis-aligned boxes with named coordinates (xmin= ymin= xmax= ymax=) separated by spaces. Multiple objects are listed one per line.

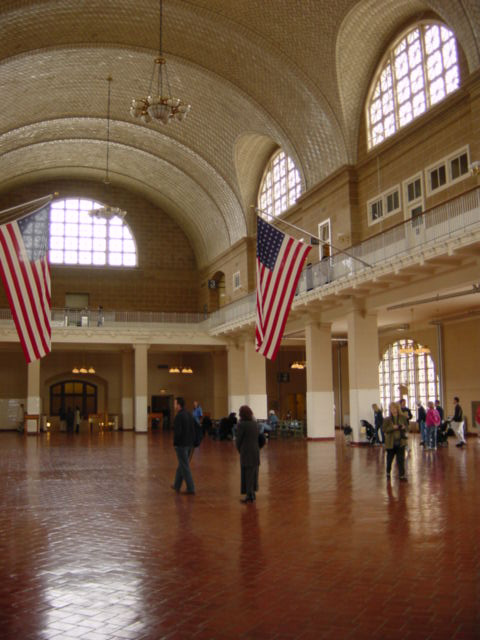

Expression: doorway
xmin=151 ymin=394 xmax=173 ymax=430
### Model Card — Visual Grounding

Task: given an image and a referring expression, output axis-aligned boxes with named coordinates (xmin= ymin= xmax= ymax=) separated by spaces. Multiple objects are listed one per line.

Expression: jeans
xmin=426 ymin=426 xmax=437 ymax=449
xmin=386 ymin=445 xmax=406 ymax=477
xmin=419 ymin=420 xmax=426 ymax=443
xmin=173 ymin=446 xmax=195 ymax=493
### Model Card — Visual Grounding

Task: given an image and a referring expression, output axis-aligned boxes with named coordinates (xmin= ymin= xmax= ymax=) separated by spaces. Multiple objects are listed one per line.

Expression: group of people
xmin=372 ymin=396 xmax=467 ymax=480
xmin=171 ymin=398 xmax=261 ymax=503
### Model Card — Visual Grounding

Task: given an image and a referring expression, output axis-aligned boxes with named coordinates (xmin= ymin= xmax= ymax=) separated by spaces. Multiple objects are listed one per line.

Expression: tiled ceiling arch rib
xmin=0 ymin=117 xmax=245 ymax=250
xmin=0 ymin=1 xmax=347 ymax=188
xmin=0 ymin=139 xmax=229 ymax=267
xmin=336 ymin=0 xmax=480 ymax=163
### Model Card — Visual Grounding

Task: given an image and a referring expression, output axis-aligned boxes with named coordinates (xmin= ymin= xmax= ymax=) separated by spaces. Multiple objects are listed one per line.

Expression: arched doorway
xmin=50 ymin=380 xmax=97 ymax=417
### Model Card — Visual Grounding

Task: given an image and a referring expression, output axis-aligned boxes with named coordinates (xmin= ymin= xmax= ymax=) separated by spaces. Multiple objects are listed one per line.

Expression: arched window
xmin=379 ymin=339 xmax=440 ymax=412
xmin=49 ymin=198 xmax=137 ymax=267
xmin=258 ymin=150 xmax=302 ymax=218
xmin=367 ymin=22 xmax=460 ymax=149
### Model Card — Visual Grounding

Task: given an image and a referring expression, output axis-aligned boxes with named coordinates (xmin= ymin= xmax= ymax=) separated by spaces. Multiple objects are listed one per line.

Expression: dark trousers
xmin=173 ymin=447 xmax=195 ymax=493
xmin=241 ymin=465 xmax=259 ymax=500
xmin=386 ymin=445 xmax=406 ymax=476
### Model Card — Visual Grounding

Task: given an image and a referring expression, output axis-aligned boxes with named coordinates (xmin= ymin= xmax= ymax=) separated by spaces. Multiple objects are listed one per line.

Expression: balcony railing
xmin=208 ymin=186 xmax=480 ymax=328
xmin=0 ymin=188 xmax=478 ymax=332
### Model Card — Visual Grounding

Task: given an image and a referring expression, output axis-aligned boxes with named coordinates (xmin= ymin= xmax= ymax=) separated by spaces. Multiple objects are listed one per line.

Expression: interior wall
xmin=0 ymin=179 xmax=200 ymax=313
xmin=443 ymin=317 xmax=480 ymax=433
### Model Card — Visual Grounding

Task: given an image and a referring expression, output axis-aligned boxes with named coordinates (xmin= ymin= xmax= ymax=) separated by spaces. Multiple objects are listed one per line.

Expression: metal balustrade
xmin=0 ymin=188 xmax=478 ymax=331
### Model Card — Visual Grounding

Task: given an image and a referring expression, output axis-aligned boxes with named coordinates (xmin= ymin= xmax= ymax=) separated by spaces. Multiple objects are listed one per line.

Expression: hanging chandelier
xmin=130 ymin=0 xmax=191 ymax=125
xmin=89 ymin=77 xmax=127 ymax=221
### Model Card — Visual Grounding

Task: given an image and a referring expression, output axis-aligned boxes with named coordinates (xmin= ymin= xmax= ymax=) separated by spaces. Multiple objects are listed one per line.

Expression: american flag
xmin=0 ymin=204 xmax=51 ymax=362
xmin=256 ymin=216 xmax=311 ymax=360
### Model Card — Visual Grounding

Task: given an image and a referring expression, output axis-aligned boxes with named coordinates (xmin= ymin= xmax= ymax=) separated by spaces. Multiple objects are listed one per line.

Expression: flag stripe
xmin=255 ymin=217 xmax=311 ymax=361
xmin=7 ymin=224 xmax=50 ymax=355
xmin=0 ymin=229 xmax=41 ymax=361
xmin=0 ymin=204 xmax=51 ymax=363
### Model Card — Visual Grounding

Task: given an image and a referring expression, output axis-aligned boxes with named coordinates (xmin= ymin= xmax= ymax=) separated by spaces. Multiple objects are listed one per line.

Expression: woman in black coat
xmin=236 ymin=405 xmax=260 ymax=504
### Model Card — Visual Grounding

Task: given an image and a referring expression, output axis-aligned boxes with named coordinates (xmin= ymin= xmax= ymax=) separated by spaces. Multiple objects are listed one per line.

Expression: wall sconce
xmin=470 ymin=160 xmax=480 ymax=176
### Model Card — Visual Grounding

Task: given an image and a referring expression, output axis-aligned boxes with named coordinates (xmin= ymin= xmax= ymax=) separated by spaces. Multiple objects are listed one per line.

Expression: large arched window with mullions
xmin=379 ymin=339 xmax=440 ymax=412
xmin=367 ymin=22 xmax=460 ymax=149
xmin=49 ymin=198 xmax=137 ymax=267
xmin=258 ymin=150 xmax=302 ymax=218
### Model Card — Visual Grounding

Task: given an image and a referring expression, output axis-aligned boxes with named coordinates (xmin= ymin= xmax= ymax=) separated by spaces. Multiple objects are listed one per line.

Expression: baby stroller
xmin=360 ymin=420 xmax=376 ymax=445
xmin=437 ymin=420 xmax=449 ymax=447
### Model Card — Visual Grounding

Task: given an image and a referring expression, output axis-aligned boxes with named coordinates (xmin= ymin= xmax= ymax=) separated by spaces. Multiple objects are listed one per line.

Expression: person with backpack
xmin=425 ymin=401 xmax=441 ymax=450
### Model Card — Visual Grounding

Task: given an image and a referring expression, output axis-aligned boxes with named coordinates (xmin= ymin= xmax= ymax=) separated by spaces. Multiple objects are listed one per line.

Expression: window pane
xmin=50 ymin=198 xmax=136 ymax=268
xmin=367 ymin=23 xmax=459 ymax=149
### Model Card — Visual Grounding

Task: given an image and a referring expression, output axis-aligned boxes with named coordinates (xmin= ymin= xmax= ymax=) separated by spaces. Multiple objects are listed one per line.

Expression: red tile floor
xmin=0 ymin=430 xmax=479 ymax=640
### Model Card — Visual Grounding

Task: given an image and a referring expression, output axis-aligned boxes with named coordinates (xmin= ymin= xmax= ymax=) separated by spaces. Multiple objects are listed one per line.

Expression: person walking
xmin=372 ymin=403 xmax=384 ymax=444
xmin=425 ymin=401 xmax=441 ymax=450
xmin=171 ymin=397 xmax=196 ymax=495
xmin=417 ymin=401 xmax=427 ymax=446
xmin=236 ymin=405 xmax=260 ymax=504
xmin=192 ymin=400 xmax=203 ymax=425
xmin=383 ymin=402 xmax=408 ymax=481
xmin=75 ymin=406 xmax=81 ymax=434
xmin=452 ymin=396 xmax=466 ymax=448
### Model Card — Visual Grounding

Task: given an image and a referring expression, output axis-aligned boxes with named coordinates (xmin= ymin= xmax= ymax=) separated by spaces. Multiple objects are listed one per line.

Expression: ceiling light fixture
xmin=89 ymin=77 xmax=127 ymax=221
xmin=130 ymin=0 xmax=191 ymax=125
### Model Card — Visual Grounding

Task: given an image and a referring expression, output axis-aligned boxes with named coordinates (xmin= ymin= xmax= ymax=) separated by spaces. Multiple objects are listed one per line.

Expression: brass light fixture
xmin=130 ymin=0 xmax=191 ymax=125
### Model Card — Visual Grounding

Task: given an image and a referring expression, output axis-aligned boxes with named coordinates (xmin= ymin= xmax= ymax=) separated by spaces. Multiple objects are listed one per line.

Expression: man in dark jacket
xmin=171 ymin=397 xmax=196 ymax=494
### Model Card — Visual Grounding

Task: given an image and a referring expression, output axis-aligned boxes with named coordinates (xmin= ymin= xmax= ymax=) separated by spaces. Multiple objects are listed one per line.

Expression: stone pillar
xmin=305 ymin=322 xmax=335 ymax=439
xmin=26 ymin=359 xmax=41 ymax=434
xmin=133 ymin=344 xmax=149 ymax=433
xmin=244 ymin=338 xmax=267 ymax=419
xmin=227 ymin=342 xmax=245 ymax=414
xmin=346 ymin=309 xmax=379 ymax=442
xmin=121 ymin=350 xmax=134 ymax=430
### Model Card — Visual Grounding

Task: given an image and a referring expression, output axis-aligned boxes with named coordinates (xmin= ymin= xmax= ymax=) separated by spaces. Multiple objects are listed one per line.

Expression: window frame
xmin=366 ymin=21 xmax=460 ymax=150
xmin=48 ymin=197 xmax=138 ymax=268
xmin=367 ymin=185 xmax=401 ymax=226
xmin=425 ymin=146 xmax=470 ymax=196
xmin=257 ymin=149 xmax=303 ymax=219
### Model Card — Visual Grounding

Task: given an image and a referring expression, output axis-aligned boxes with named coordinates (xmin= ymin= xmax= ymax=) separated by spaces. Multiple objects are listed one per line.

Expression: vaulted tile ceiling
xmin=0 ymin=0 xmax=479 ymax=266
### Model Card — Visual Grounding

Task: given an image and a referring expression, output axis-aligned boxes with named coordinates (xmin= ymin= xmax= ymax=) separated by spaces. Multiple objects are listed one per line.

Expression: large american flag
xmin=0 ymin=204 xmax=51 ymax=362
xmin=256 ymin=216 xmax=311 ymax=360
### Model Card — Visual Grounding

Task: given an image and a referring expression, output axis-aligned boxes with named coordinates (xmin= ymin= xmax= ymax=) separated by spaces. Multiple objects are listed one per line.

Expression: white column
xmin=121 ymin=350 xmax=134 ymax=430
xmin=244 ymin=338 xmax=267 ymax=419
xmin=227 ymin=342 xmax=245 ymax=415
xmin=305 ymin=322 xmax=335 ymax=439
xmin=134 ymin=344 xmax=149 ymax=433
xmin=26 ymin=359 xmax=41 ymax=434
xmin=347 ymin=309 xmax=379 ymax=442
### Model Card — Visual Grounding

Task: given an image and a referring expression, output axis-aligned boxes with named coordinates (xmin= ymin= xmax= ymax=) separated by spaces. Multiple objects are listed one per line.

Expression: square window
xmin=450 ymin=153 xmax=468 ymax=180
xmin=430 ymin=165 xmax=446 ymax=191
xmin=370 ymin=199 xmax=383 ymax=222
xmin=92 ymin=252 xmax=106 ymax=266
xmin=78 ymin=252 xmax=92 ymax=265
xmin=108 ymin=253 xmax=122 ymax=266
xmin=386 ymin=190 xmax=400 ymax=213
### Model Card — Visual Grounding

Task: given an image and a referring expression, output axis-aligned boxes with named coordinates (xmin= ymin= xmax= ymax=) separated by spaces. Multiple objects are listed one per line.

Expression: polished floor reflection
xmin=0 ymin=430 xmax=479 ymax=639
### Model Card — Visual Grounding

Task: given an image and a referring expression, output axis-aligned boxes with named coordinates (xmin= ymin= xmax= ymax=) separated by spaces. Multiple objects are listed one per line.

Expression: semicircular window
xmin=258 ymin=150 xmax=302 ymax=218
xmin=367 ymin=22 xmax=460 ymax=149
xmin=49 ymin=198 xmax=137 ymax=267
